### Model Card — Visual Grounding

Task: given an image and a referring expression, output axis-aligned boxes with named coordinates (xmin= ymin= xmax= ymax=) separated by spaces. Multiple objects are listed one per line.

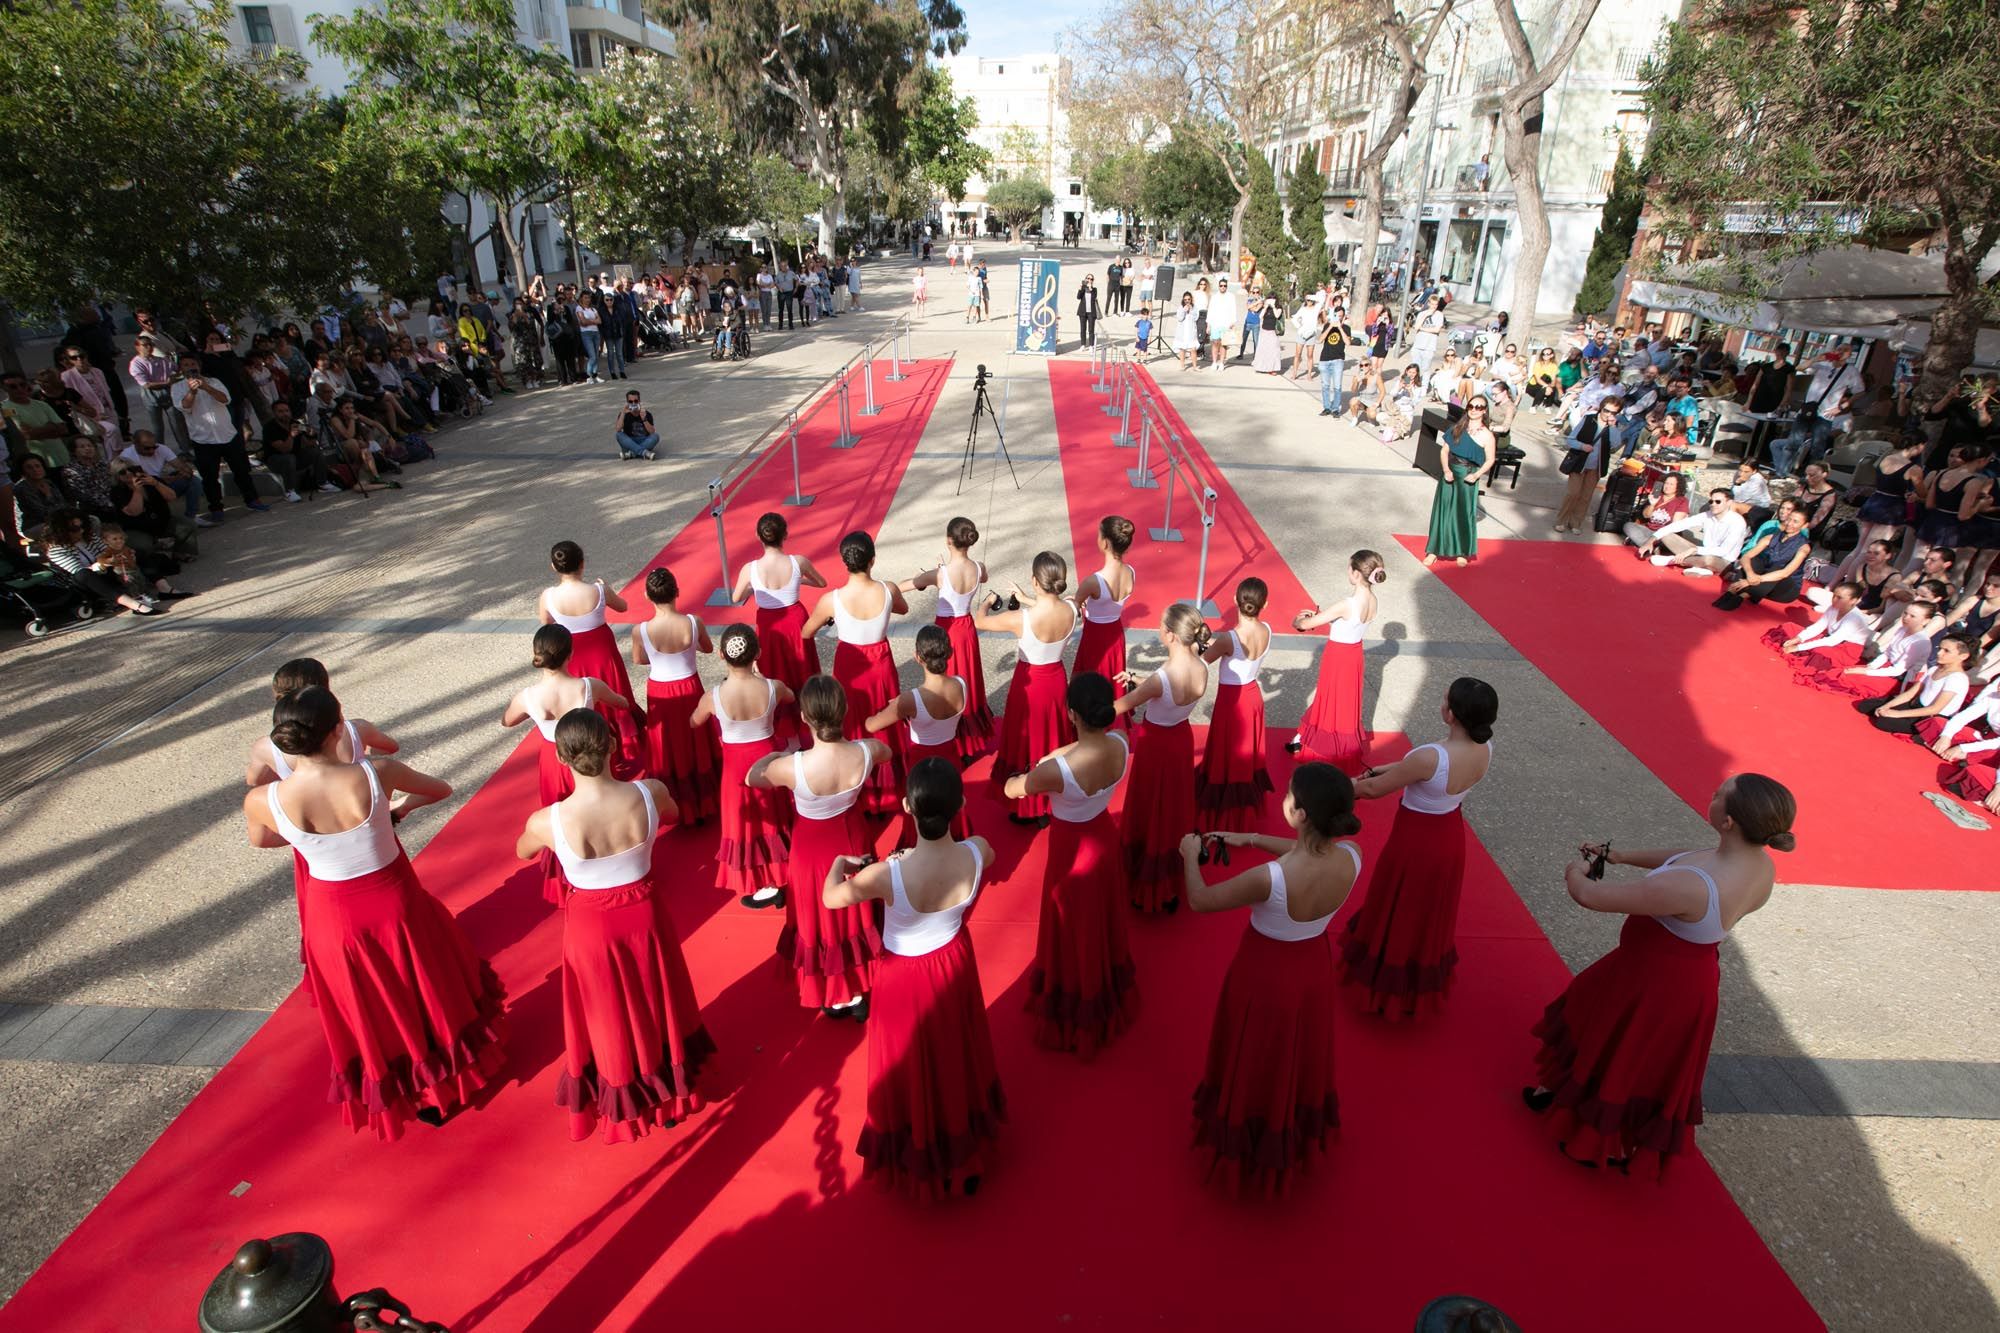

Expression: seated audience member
xmin=1767 ymin=581 xmax=1871 ymax=677
xmin=1623 ymin=471 xmax=1690 ymax=548
xmin=1712 ymin=507 xmax=1812 ymax=611
xmin=10 ymin=454 xmax=70 ymax=537
xmin=1941 ymin=569 xmax=2000 ymax=657
xmin=1794 ymin=460 xmax=1843 ymax=536
xmin=1748 ymin=497 xmax=1807 ymax=549
xmin=109 ymin=459 xmax=197 ymax=557
xmin=365 ymin=345 xmax=434 ymax=431
xmin=1346 ymin=364 xmax=1423 ymax=438
xmin=58 ymin=437 xmax=119 ymax=522
xmin=117 ymin=429 xmax=208 ymax=524
xmin=92 ymin=520 xmax=186 ymax=598
xmin=1729 ymin=460 xmax=1775 ymax=529
xmin=262 ymin=400 xmax=334 ymax=502
xmin=1640 ymin=486 xmax=1748 ymax=576
xmin=1925 ymin=678 xmax=2000 ymax=806
xmin=322 ymin=401 xmax=400 ymax=492
xmin=614 ymin=390 xmax=659 ymax=461
xmin=39 ymin=508 xmax=167 ymax=615
xmin=1820 ymin=601 xmax=1938 ymax=697
xmin=1855 ymin=634 xmax=1976 ymax=733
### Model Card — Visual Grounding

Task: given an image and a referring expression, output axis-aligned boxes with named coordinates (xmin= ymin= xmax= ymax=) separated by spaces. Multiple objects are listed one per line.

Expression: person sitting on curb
xmin=615 ymin=390 xmax=659 ymax=461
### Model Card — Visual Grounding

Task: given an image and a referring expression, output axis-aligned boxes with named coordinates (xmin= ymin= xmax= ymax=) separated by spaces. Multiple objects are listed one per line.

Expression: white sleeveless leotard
xmin=935 ymin=562 xmax=983 ymax=618
xmin=266 ymin=761 xmax=400 ymax=881
xmin=713 ymin=678 xmax=777 ymax=743
xmin=1017 ymin=603 xmax=1077 ymax=665
xmin=638 ymin=618 xmax=701 ymax=683
xmin=1140 ymin=673 xmax=1201 ymax=728
xmin=907 ymin=677 xmax=965 ymax=747
xmin=547 ymin=782 xmax=658 ymax=889
xmin=1216 ymin=629 xmax=1267 ymax=687
xmin=1328 ymin=594 xmax=1368 ymax=645
xmin=1649 ymin=852 xmax=1727 ymax=945
xmin=528 ymin=678 xmax=593 ymax=741
xmin=1249 ymin=851 xmax=1359 ymax=942
xmin=883 ymin=841 xmax=984 ymax=957
xmin=544 ymin=581 xmax=608 ymax=632
xmin=1399 ymin=741 xmax=1490 ymax=815
xmin=1049 ymin=733 xmax=1130 ymax=824
xmin=1083 ymin=564 xmax=1135 ymax=625
xmin=834 ymin=583 xmax=891 ymax=645
xmin=792 ymin=747 xmax=871 ymax=821
xmin=268 ymin=719 xmax=364 ymax=781
xmin=745 ymin=554 xmax=802 ymax=609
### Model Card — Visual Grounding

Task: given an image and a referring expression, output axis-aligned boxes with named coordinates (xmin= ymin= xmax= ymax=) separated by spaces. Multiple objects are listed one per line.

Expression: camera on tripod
xmin=974 ymin=363 xmax=989 ymax=386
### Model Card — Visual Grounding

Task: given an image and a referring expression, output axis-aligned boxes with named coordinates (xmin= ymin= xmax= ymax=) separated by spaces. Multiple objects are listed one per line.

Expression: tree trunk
xmin=818 ymin=179 xmax=844 ymax=258
xmin=1914 ymin=238 xmax=1986 ymax=407
xmin=1497 ymin=95 xmax=1552 ymax=332
xmin=565 ymin=190 xmax=584 ymax=281
xmin=1350 ymin=159 xmax=1387 ymax=317
xmin=1228 ymin=189 xmax=1250 ymax=281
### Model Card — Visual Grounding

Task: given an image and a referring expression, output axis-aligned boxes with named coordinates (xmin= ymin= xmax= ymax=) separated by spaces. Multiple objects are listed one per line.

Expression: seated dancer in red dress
xmin=1338 ymin=677 xmax=1498 ymax=1016
xmin=1815 ymin=601 xmax=1936 ymax=697
xmin=802 ymin=530 xmax=907 ymax=819
xmin=242 ymin=687 xmax=506 ymax=1141
xmin=1180 ymin=763 xmax=1361 ymax=1195
xmin=1197 ymin=579 xmax=1273 ymax=832
xmin=1766 ymin=581 xmax=1870 ymax=681
xmin=690 ymin=625 xmax=794 ymax=909
xmin=1287 ymin=549 xmax=1386 ymax=771
xmin=1115 ymin=602 xmax=1212 ymax=913
xmin=630 ymin=567 xmax=721 ymax=822
xmin=1524 ymin=774 xmax=1795 ymax=1178
xmin=540 ymin=540 xmax=643 ymax=778
xmin=749 ymin=677 xmax=890 ymax=1019
xmin=1922 ymin=677 xmax=2000 ymax=809
xmin=1073 ymin=515 xmax=1137 ymax=712
xmin=898 ymin=516 xmax=995 ymax=759
xmin=1006 ymin=673 xmax=1139 ymax=1057
xmin=981 ymin=552 xmax=1078 ymax=824
xmin=824 ymin=759 xmax=1004 ymax=1199
xmin=504 ymin=625 xmax=636 ymax=905
xmin=731 ymin=511 xmax=828 ymax=745
xmin=515 ymin=710 xmax=713 ymax=1143
xmin=866 ymin=625 xmax=972 ymax=842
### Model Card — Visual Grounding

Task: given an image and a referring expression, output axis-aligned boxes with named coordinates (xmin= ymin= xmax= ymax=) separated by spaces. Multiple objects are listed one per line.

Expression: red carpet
xmin=1046 ymin=361 xmax=1315 ymax=625
xmin=1400 ymin=535 xmax=1994 ymax=892
xmin=4 ymin=727 xmax=1815 ymax=1330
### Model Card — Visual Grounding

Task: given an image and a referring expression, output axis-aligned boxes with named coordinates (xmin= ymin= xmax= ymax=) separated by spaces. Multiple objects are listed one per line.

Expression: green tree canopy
xmin=902 ymin=67 xmax=989 ymax=204
xmin=1088 ymin=148 xmax=1151 ymax=231
xmin=751 ymin=155 xmax=831 ymax=261
xmin=986 ymin=178 xmax=1055 ymax=240
xmin=1287 ymin=149 xmax=1331 ymax=294
xmin=1573 ymin=141 xmax=1642 ymax=316
xmin=1242 ymin=154 xmax=1295 ymax=293
xmin=1144 ymin=128 xmax=1235 ymax=264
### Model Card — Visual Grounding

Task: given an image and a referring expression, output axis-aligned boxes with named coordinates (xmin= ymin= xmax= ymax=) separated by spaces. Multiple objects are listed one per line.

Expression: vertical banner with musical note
xmin=1015 ymin=257 xmax=1061 ymax=355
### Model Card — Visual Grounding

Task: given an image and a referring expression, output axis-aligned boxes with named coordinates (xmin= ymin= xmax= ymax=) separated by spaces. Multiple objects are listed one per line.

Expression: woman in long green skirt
xmin=1423 ymin=396 xmax=1496 ymax=567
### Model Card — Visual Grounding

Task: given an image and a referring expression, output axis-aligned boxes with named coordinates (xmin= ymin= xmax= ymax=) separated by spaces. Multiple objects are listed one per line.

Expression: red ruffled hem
xmin=555 ymin=1026 xmax=717 ymax=1143
xmin=1190 ymin=1082 xmax=1339 ymax=1196
xmin=1196 ymin=773 xmax=1274 ymax=811
xmin=1338 ymin=936 xmax=1458 ymax=1018
xmin=1531 ymin=1002 xmax=1696 ymax=1180
xmin=1024 ymin=961 xmax=1138 ymax=1059
xmin=715 ymin=832 xmax=790 ymax=891
xmin=857 ymin=1086 xmax=1007 ymax=1201
xmin=327 ymin=968 xmax=509 ymax=1141
xmin=775 ymin=922 xmax=885 ymax=979
xmin=1126 ymin=847 xmax=1187 ymax=914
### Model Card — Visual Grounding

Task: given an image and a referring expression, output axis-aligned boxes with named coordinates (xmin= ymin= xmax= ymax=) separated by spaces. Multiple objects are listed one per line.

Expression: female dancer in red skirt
xmin=1524 ymin=774 xmax=1794 ymax=1177
xmin=1924 ymin=677 xmax=2000 ymax=808
xmin=630 ymin=567 xmax=721 ymax=822
xmin=242 ymin=686 xmax=506 ymax=1140
xmin=541 ymin=540 xmax=644 ymax=778
xmin=1765 ymin=581 xmax=1870 ymax=682
xmin=1073 ymin=515 xmax=1136 ymax=710
xmin=866 ymin=625 xmax=973 ymax=841
xmin=504 ymin=625 xmax=636 ymax=904
xmin=1006 ymin=672 xmax=1138 ymax=1056
xmin=1179 ymin=762 xmax=1361 ymax=1195
xmin=1339 ymin=677 xmax=1497 ymax=1016
xmin=516 ymin=710 xmax=714 ymax=1143
xmin=1115 ymin=602 xmax=1212 ymax=913
xmin=732 ymin=511 xmax=827 ymax=744
xmin=981 ymin=552 xmax=1078 ymax=824
xmin=1196 ymin=579 xmax=1272 ymax=832
xmin=899 ymin=515 xmax=995 ymax=758
xmin=690 ymin=625 xmax=794 ymax=909
xmin=1287 ymin=549 xmax=1385 ymax=771
xmin=825 ymin=758 xmax=1003 ymax=1198
xmin=748 ymin=676 xmax=889 ymax=1018
xmin=803 ymin=530 xmax=907 ymax=819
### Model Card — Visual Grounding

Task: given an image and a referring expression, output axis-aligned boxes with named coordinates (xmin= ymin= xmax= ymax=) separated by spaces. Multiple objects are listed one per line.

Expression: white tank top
xmin=713 ymin=678 xmax=777 ymax=743
xmin=792 ymin=746 xmax=871 ymax=821
xmin=1650 ymin=852 xmax=1726 ymax=945
xmin=745 ymin=554 xmax=801 ymax=609
xmin=1049 ymin=733 xmax=1129 ymax=823
xmin=1017 ymin=603 xmax=1076 ymax=665
xmin=1328 ymin=594 xmax=1368 ymax=645
xmin=548 ymin=782 xmax=658 ymax=889
xmin=266 ymin=761 xmax=400 ymax=881
xmin=1082 ymin=564 xmax=1134 ymax=625
xmin=1249 ymin=851 xmax=1358 ymax=942
xmin=883 ymin=841 xmax=984 ymax=957
xmin=268 ymin=719 xmax=364 ymax=781
xmin=544 ymin=581 xmax=607 ymax=632
xmin=529 ymin=677 xmax=593 ymax=741
xmin=1399 ymin=741 xmax=1489 ymax=815
xmin=906 ymin=678 xmax=965 ymax=747
xmin=1140 ymin=673 xmax=1201 ymax=728
xmin=638 ymin=618 xmax=701 ymax=683
xmin=834 ymin=583 xmax=891 ymax=645
xmin=934 ymin=562 xmax=982 ymax=617
xmin=1216 ymin=629 xmax=1267 ymax=687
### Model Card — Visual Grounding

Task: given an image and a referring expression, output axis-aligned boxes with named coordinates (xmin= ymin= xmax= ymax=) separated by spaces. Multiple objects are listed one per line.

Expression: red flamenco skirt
xmin=1814 ymin=663 xmax=1900 ymax=700
xmin=1921 ymin=715 xmax=2000 ymax=802
xmin=1295 ymin=639 xmax=1367 ymax=771
xmin=859 ymin=929 xmax=1006 ymax=1199
xmin=937 ymin=613 xmax=995 ymax=758
xmin=1197 ymin=681 xmax=1272 ymax=832
xmin=1123 ymin=719 xmax=1197 ymax=913
xmin=1075 ymin=616 xmax=1127 ymax=710
xmin=991 ymin=660 xmax=1075 ymax=820
xmin=1789 ymin=640 xmax=1864 ymax=689
xmin=1530 ymin=915 xmax=1719 ymax=1178
xmin=645 ymin=676 xmax=721 ymax=823
xmin=536 ymin=733 xmax=578 ymax=905
xmin=778 ymin=809 xmax=883 ymax=1007
xmin=557 ymin=878 xmax=716 ymax=1143
xmin=834 ymin=639 xmax=906 ymax=818
xmin=1026 ymin=811 xmax=1139 ymax=1057
xmin=755 ymin=602 xmax=820 ymax=744
xmin=714 ymin=736 xmax=792 ymax=895
xmin=566 ymin=623 xmax=644 ymax=779
xmin=900 ymin=737 xmax=974 ymax=842
xmin=300 ymin=853 xmax=507 ymax=1141
xmin=292 ymin=851 xmax=317 ymax=1006
xmin=1338 ymin=804 xmax=1464 ymax=1016
xmin=1192 ymin=925 xmax=1339 ymax=1195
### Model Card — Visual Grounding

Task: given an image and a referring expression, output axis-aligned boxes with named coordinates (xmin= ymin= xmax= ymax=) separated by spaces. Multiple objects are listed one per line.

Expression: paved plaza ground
xmin=0 ymin=242 xmax=1994 ymax=1330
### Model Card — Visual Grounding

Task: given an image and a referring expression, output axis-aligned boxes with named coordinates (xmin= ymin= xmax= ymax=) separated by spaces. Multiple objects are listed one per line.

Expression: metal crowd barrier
xmin=1115 ymin=357 xmax=1222 ymax=617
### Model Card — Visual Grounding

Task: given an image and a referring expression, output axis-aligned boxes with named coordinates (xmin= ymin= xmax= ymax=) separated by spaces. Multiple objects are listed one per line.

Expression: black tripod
xmin=957 ymin=366 xmax=1020 ymax=495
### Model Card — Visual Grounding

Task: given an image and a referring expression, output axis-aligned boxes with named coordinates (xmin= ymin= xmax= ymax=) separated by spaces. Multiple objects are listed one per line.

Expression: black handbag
xmin=1559 ymin=448 xmax=1587 ymax=475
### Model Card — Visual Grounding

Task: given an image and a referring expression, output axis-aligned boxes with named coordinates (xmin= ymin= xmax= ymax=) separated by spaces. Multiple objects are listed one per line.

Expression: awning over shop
xmin=1628 ymin=245 xmax=1998 ymax=337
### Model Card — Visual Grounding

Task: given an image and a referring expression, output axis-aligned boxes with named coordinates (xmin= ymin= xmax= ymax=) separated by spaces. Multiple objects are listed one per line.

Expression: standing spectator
xmin=126 ymin=335 xmax=182 ymax=446
xmin=545 ymin=287 xmax=579 ymax=386
xmin=173 ymin=353 xmax=267 ymax=518
xmin=1238 ymin=294 xmax=1262 ymax=361
xmin=614 ymin=389 xmax=659 ymax=460
xmin=601 ymin=284 xmax=631 ymax=381
xmin=1316 ymin=307 xmax=1354 ymax=417
xmin=756 ymin=264 xmax=776 ymax=327
xmin=1076 ymin=274 xmax=1101 ymax=347
xmin=1472 ymin=153 xmax=1491 ymax=191
xmin=847 ymin=255 xmax=863 ymax=311
xmin=60 ymin=305 xmax=130 ymax=436
xmin=131 ymin=308 xmax=185 ymax=362
xmin=1745 ymin=343 xmax=1796 ymax=414
xmin=1409 ymin=293 xmax=1446 ymax=378
xmin=59 ymin=345 xmax=123 ymax=451
xmin=509 ymin=300 xmax=546 ymax=389
xmin=775 ymin=260 xmax=798 ymax=330
xmin=576 ymin=291 xmax=605 ymax=384
xmin=1209 ymin=278 xmax=1239 ymax=369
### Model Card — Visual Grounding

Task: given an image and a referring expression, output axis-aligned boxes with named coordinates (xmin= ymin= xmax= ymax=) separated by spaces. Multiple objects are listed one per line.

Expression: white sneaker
xmin=478 ymin=393 xmax=494 ymax=404
xmin=285 ymin=490 xmax=302 ymax=504
xmin=1649 ymin=554 xmax=1674 ymax=567
xmin=1683 ymin=566 xmax=1715 ymax=578
xmin=318 ymin=482 xmax=340 ymax=493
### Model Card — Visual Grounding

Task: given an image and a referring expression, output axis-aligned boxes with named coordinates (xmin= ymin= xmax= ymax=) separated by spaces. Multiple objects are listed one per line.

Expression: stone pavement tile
xmin=0 ymin=1004 xmax=83 ymax=1059
xmin=102 ymin=1007 xmax=228 ymax=1066
xmin=29 ymin=1005 xmax=149 ymax=1063
xmin=176 ymin=1009 xmax=269 ymax=1067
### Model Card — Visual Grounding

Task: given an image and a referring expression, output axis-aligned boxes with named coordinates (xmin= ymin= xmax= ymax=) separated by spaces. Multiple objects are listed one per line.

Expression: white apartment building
xmin=1263 ymin=0 xmax=1680 ymax=312
xmin=936 ymin=52 xmax=1115 ymax=237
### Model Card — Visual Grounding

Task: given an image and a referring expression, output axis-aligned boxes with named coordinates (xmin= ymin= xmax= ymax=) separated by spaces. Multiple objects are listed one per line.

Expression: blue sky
xmin=954 ymin=0 xmax=1083 ymax=60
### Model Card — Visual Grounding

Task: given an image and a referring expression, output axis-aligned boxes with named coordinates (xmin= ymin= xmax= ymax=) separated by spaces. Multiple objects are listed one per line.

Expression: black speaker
xmin=1413 ymin=405 xmax=1460 ymax=482
xmin=1152 ymin=263 xmax=1176 ymax=305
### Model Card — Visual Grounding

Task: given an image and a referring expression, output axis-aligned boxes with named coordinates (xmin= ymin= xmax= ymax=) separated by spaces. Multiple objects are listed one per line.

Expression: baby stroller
xmin=1 ymin=547 xmax=95 ymax=638
xmin=639 ymin=304 xmax=680 ymax=353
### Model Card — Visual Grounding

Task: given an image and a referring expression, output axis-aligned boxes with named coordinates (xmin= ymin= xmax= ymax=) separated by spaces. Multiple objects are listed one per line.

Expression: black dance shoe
xmin=1284 ymin=737 xmax=1304 ymax=755
xmin=740 ymin=888 xmax=786 ymax=910
xmin=1520 ymin=1086 xmax=1554 ymax=1113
